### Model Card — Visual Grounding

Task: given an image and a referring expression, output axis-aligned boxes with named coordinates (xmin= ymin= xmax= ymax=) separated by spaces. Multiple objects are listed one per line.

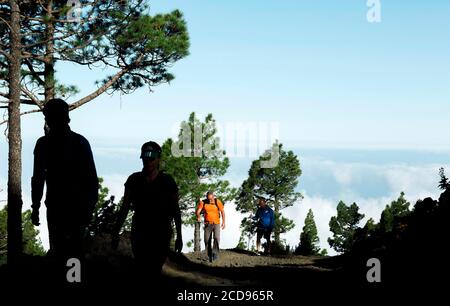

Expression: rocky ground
xmin=162 ymin=249 xmax=343 ymax=287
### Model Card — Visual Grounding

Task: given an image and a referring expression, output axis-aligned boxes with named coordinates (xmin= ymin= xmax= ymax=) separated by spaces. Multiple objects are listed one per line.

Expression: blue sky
xmin=1 ymin=0 xmax=450 ymax=253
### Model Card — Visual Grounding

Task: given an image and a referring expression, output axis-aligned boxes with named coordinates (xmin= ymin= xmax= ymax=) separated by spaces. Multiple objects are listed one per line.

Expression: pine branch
xmin=69 ymin=64 xmax=133 ymax=111
xmin=24 ymin=59 xmax=45 ymax=86
xmin=0 ymin=47 xmax=11 ymax=61
xmin=0 ymin=15 xmax=13 ymax=32
xmin=22 ymin=51 xmax=45 ymax=61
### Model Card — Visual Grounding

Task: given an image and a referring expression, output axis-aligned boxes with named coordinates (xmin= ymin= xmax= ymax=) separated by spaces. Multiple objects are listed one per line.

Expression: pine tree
xmin=0 ymin=0 xmax=189 ymax=262
xmin=439 ymin=168 xmax=450 ymax=191
xmin=379 ymin=192 xmax=410 ymax=233
xmin=160 ymin=112 xmax=236 ymax=252
xmin=0 ymin=206 xmax=45 ymax=265
xmin=328 ymin=201 xmax=365 ymax=253
xmin=295 ymin=209 xmax=320 ymax=256
xmin=235 ymin=142 xmax=302 ymax=247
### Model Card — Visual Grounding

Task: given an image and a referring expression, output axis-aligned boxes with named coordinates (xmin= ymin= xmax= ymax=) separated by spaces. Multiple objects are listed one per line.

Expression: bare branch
xmin=0 ymin=108 xmax=41 ymax=125
xmin=69 ymin=67 xmax=130 ymax=111
xmin=21 ymin=85 xmax=43 ymax=109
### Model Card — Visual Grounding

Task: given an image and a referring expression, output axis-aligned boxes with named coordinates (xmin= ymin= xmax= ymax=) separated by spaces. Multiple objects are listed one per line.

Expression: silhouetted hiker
xmin=31 ymin=98 xmax=99 ymax=260
xmin=112 ymin=141 xmax=183 ymax=278
xmin=196 ymin=191 xmax=226 ymax=262
xmin=254 ymin=198 xmax=274 ymax=254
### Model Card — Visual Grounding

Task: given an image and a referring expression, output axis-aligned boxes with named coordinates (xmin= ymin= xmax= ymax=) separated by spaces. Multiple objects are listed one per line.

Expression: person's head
xmin=258 ymin=197 xmax=267 ymax=208
xmin=140 ymin=141 xmax=162 ymax=173
xmin=43 ymin=98 xmax=70 ymax=131
xmin=206 ymin=191 xmax=214 ymax=201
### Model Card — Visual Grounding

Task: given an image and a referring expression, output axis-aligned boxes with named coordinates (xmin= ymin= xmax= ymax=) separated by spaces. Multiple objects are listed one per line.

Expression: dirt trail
xmin=162 ymin=249 xmax=339 ymax=286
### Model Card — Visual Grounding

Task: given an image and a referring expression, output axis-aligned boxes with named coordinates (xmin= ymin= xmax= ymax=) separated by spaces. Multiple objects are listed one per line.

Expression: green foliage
xmin=160 ymin=112 xmax=236 ymax=225
xmin=439 ymin=167 xmax=450 ymax=191
xmin=295 ymin=209 xmax=320 ymax=256
xmin=22 ymin=210 xmax=46 ymax=256
xmin=364 ymin=218 xmax=377 ymax=233
xmin=109 ymin=9 xmax=190 ymax=92
xmin=379 ymin=192 xmax=410 ymax=233
xmin=0 ymin=206 xmax=45 ymax=265
xmin=237 ymin=217 xmax=256 ymax=251
xmin=270 ymin=239 xmax=290 ymax=255
xmin=236 ymin=233 xmax=248 ymax=250
xmin=89 ymin=178 xmax=130 ymax=236
xmin=55 ymin=82 xmax=80 ymax=100
xmin=186 ymin=239 xmax=194 ymax=248
xmin=95 ymin=177 xmax=110 ymax=215
xmin=0 ymin=1 xmax=190 ymax=102
xmin=235 ymin=142 xmax=302 ymax=244
xmin=328 ymin=201 xmax=365 ymax=254
xmin=319 ymin=249 xmax=328 ymax=256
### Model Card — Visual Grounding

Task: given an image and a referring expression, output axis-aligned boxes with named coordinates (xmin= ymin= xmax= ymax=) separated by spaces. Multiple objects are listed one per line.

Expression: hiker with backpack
xmin=254 ymin=198 xmax=274 ymax=254
xmin=196 ymin=191 xmax=226 ymax=262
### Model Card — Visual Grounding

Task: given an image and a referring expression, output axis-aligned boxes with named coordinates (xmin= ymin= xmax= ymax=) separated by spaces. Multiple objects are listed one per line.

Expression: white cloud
xmin=381 ymin=164 xmax=442 ymax=198
xmin=331 ymin=163 xmax=357 ymax=186
xmin=101 ymin=174 xmax=128 ymax=200
xmin=93 ymin=146 xmax=139 ymax=159
xmin=284 ymin=194 xmax=337 ymax=255
xmin=2 ymin=148 xmax=449 ymax=257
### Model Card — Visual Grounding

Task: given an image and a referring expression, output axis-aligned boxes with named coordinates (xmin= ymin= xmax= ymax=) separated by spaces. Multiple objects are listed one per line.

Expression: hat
xmin=140 ymin=141 xmax=162 ymax=159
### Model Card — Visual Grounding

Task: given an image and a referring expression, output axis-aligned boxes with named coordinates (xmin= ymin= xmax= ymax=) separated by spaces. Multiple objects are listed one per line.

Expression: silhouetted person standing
xmin=31 ymin=98 xmax=98 ymax=260
xmin=113 ymin=141 xmax=183 ymax=278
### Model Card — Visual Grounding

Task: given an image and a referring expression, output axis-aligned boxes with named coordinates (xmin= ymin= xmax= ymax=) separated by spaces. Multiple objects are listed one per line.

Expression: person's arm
xmin=270 ymin=209 xmax=275 ymax=230
xmin=81 ymin=137 xmax=99 ymax=225
xmin=31 ymin=139 xmax=45 ymax=226
xmin=172 ymin=191 xmax=183 ymax=253
xmin=196 ymin=200 xmax=204 ymax=222
xmin=219 ymin=200 xmax=226 ymax=230
xmin=111 ymin=187 xmax=132 ymax=250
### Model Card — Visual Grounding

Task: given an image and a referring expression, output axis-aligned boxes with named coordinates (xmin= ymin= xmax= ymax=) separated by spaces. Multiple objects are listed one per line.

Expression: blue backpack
xmin=258 ymin=207 xmax=274 ymax=229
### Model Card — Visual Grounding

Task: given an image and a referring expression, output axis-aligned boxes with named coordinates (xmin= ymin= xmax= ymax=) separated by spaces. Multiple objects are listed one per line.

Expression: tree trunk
xmin=274 ymin=198 xmax=280 ymax=245
xmin=7 ymin=0 xmax=23 ymax=265
xmin=44 ymin=0 xmax=55 ymax=102
xmin=194 ymin=221 xmax=201 ymax=252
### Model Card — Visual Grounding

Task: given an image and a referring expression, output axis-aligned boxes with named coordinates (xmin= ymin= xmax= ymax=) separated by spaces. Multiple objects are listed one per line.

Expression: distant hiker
xmin=196 ymin=191 xmax=226 ymax=262
xmin=113 ymin=141 xmax=183 ymax=276
xmin=254 ymin=198 xmax=274 ymax=254
xmin=31 ymin=98 xmax=99 ymax=260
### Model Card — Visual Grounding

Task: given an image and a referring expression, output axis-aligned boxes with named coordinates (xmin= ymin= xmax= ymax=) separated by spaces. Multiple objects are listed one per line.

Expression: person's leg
xmin=46 ymin=208 xmax=68 ymax=258
xmin=204 ymin=224 xmax=213 ymax=261
xmin=131 ymin=231 xmax=169 ymax=284
xmin=256 ymin=230 xmax=262 ymax=252
xmin=265 ymin=231 xmax=272 ymax=254
xmin=212 ymin=224 xmax=220 ymax=260
xmin=46 ymin=207 xmax=76 ymax=283
xmin=66 ymin=222 xmax=86 ymax=260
